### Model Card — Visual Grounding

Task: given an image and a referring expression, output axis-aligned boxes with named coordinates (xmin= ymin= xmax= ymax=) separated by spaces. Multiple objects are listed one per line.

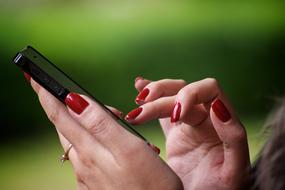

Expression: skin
xmin=29 ymin=79 xmax=183 ymax=190
xmin=129 ymin=78 xmax=251 ymax=190
xmin=27 ymin=76 xmax=250 ymax=190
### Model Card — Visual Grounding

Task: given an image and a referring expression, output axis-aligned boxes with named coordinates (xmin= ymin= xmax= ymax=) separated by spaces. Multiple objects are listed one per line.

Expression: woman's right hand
xmin=28 ymin=78 xmax=183 ymax=190
xmin=126 ymin=78 xmax=251 ymax=190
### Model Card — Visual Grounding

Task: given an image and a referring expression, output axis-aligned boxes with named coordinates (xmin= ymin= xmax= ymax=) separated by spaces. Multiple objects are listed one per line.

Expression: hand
xmin=27 ymin=77 xmax=183 ymax=190
xmin=126 ymin=77 xmax=250 ymax=190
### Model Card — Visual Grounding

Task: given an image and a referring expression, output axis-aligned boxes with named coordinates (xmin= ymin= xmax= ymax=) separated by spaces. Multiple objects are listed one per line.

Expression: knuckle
xmin=179 ymin=86 xmax=199 ymax=102
xmin=75 ymin=168 xmax=95 ymax=185
xmin=85 ymin=112 xmax=110 ymax=136
xmin=46 ymin=108 xmax=60 ymax=123
xmin=74 ymin=169 xmax=85 ymax=183
xmin=78 ymin=154 xmax=95 ymax=169
xmin=232 ymin=127 xmax=247 ymax=142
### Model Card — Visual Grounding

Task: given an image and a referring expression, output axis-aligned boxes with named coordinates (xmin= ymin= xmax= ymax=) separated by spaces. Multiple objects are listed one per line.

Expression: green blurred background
xmin=1 ymin=0 xmax=285 ymax=189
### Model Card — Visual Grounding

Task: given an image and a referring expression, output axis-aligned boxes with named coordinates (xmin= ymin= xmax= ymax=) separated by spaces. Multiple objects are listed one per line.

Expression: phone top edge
xmin=13 ymin=46 xmax=148 ymax=143
xmin=12 ymin=52 xmax=23 ymax=64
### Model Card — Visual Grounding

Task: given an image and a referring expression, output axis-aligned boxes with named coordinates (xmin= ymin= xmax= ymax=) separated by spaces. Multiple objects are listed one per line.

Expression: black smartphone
xmin=12 ymin=46 xmax=148 ymax=143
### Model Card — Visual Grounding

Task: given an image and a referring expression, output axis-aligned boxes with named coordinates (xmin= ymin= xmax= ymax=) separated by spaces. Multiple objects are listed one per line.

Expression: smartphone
xmin=12 ymin=46 xmax=148 ymax=143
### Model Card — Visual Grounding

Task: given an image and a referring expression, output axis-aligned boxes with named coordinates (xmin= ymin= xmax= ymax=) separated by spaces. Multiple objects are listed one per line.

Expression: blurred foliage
xmin=1 ymin=0 xmax=285 ymax=142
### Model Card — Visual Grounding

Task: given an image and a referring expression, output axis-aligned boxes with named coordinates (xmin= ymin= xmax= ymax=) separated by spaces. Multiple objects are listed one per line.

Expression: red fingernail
xmin=147 ymin=143 xmax=160 ymax=155
xmin=125 ymin=107 xmax=143 ymax=120
xmin=135 ymin=76 xmax=144 ymax=83
xmin=24 ymin=72 xmax=31 ymax=82
xmin=135 ymin=88 xmax=150 ymax=104
xmin=212 ymin=99 xmax=231 ymax=122
xmin=65 ymin=93 xmax=89 ymax=114
xmin=171 ymin=102 xmax=181 ymax=123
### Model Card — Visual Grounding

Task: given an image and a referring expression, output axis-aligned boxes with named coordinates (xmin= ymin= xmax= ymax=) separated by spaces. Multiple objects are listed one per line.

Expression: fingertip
xmin=106 ymin=105 xmax=124 ymax=119
xmin=170 ymin=102 xmax=181 ymax=123
xmin=135 ymin=88 xmax=150 ymax=105
xmin=30 ymin=78 xmax=41 ymax=94
xmin=24 ymin=72 xmax=31 ymax=82
xmin=134 ymin=77 xmax=151 ymax=92
xmin=211 ymin=99 xmax=231 ymax=123
xmin=65 ymin=93 xmax=90 ymax=115
xmin=125 ymin=107 xmax=143 ymax=122
xmin=147 ymin=143 xmax=160 ymax=155
xmin=135 ymin=76 xmax=144 ymax=83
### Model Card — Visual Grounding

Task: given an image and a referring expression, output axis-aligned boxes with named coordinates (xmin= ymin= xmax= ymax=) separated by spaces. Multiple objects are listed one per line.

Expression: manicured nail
xmin=171 ymin=102 xmax=181 ymax=123
xmin=65 ymin=93 xmax=89 ymax=114
xmin=135 ymin=76 xmax=143 ymax=83
xmin=135 ymin=88 xmax=150 ymax=104
xmin=147 ymin=143 xmax=160 ymax=155
xmin=24 ymin=72 xmax=31 ymax=82
xmin=125 ymin=107 xmax=143 ymax=121
xmin=212 ymin=99 xmax=231 ymax=122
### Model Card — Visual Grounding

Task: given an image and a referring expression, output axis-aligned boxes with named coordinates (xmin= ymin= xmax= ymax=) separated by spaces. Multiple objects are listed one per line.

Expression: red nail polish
xmin=147 ymin=143 xmax=160 ymax=154
xmin=171 ymin=102 xmax=181 ymax=123
xmin=125 ymin=107 xmax=143 ymax=120
xmin=24 ymin=72 xmax=31 ymax=82
xmin=212 ymin=99 xmax=231 ymax=122
xmin=135 ymin=88 xmax=150 ymax=104
xmin=65 ymin=93 xmax=89 ymax=114
xmin=135 ymin=76 xmax=144 ymax=83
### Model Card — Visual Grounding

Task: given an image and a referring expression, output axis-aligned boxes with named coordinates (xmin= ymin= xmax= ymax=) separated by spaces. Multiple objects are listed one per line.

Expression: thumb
xmin=210 ymin=99 xmax=250 ymax=176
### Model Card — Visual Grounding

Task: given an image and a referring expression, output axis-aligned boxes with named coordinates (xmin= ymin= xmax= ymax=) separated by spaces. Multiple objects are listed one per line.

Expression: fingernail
xmin=119 ymin=111 xmax=124 ymax=117
xmin=147 ymin=143 xmax=160 ymax=155
xmin=24 ymin=72 xmax=31 ymax=82
xmin=135 ymin=88 xmax=150 ymax=104
xmin=171 ymin=102 xmax=181 ymax=123
xmin=65 ymin=93 xmax=89 ymax=114
xmin=135 ymin=76 xmax=143 ymax=83
xmin=125 ymin=107 xmax=143 ymax=121
xmin=212 ymin=99 xmax=231 ymax=122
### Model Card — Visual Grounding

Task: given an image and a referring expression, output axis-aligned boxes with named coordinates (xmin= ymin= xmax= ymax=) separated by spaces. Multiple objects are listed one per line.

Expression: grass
xmin=0 ymin=118 xmax=266 ymax=190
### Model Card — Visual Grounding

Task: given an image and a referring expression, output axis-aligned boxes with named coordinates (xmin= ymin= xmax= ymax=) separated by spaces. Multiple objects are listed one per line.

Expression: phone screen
xmin=13 ymin=46 xmax=147 ymax=142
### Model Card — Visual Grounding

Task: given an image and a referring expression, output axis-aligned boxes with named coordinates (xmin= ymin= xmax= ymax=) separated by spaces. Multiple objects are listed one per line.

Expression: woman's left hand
xmin=29 ymin=79 xmax=183 ymax=190
xmin=126 ymin=77 xmax=250 ymax=190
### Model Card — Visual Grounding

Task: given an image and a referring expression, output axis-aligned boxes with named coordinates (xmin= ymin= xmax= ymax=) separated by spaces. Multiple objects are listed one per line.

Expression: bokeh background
xmin=1 ymin=0 xmax=285 ymax=189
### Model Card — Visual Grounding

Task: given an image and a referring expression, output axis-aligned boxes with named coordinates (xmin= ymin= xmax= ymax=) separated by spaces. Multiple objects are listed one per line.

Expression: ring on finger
xmin=60 ymin=144 xmax=73 ymax=164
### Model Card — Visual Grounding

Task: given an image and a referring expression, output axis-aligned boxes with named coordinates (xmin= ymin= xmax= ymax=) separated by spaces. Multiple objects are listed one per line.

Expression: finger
xmin=135 ymin=79 xmax=186 ymax=105
xmin=210 ymin=99 xmax=250 ymax=176
xmin=57 ymin=131 xmax=78 ymax=164
xmin=125 ymin=96 xmax=206 ymax=135
xmin=24 ymin=72 xmax=31 ymax=82
xmin=126 ymin=96 xmax=175 ymax=125
xmin=30 ymin=79 xmax=94 ymax=150
xmin=171 ymin=78 xmax=222 ymax=125
xmin=56 ymin=129 xmax=70 ymax=151
xmin=106 ymin=105 xmax=124 ymax=119
xmin=134 ymin=76 xmax=151 ymax=92
xmin=64 ymin=93 xmax=144 ymax=156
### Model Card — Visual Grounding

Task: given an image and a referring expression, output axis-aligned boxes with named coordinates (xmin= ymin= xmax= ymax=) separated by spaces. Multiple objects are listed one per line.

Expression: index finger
xmin=30 ymin=79 xmax=94 ymax=150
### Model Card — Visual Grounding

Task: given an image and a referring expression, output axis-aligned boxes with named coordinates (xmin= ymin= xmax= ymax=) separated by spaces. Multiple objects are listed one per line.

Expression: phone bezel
xmin=12 ymin=46 xmax=148 ymax=142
